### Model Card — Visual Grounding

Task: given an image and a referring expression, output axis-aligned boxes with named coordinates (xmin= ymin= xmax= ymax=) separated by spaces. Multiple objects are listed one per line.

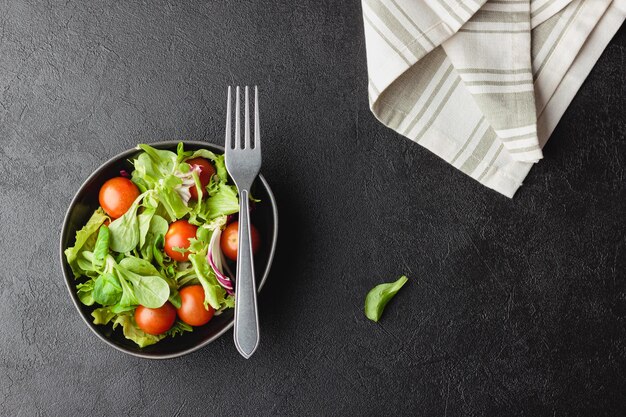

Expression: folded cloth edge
xmin=363 ymin=0 xmax=625 ymax=198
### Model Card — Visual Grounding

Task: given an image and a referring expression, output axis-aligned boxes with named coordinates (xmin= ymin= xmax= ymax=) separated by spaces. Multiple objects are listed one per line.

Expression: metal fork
xmin=224 ymin=86 xmax=262 ymax=359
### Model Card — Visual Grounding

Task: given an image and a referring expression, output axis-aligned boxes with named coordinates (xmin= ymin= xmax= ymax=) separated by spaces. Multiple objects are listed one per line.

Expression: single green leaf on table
xmin=93 ymin=273 xmax=123 ymax=306
xmin=364 ymin=276 xmax=408 ymax=322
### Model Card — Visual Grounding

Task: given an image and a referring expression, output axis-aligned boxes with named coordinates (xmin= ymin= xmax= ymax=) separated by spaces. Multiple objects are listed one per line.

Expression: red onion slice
xmin=208 ymin=228 xmax=234 ymax=294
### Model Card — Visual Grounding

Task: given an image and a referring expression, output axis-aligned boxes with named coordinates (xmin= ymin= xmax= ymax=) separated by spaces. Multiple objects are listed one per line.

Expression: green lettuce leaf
xmin=108 ymin=193 xmax=146 ymax=253
xmin=156 ymin=175 xmax=190 ymax=221
xmin=92 ymin=225 xmax=110 ymax=272
xmin=137 ymin=144 xmax=177 ymax=176
xmin=119 ymin=256 xmax=161 ymax=276
xmin=176 ymin=142 xmax=193 ymax=163
xmin=67 ymin=143 xmax=240 ymax=349
xmin=112 ymin=312 xmax=165 ymax=348
xmin=188 ymin=169 xmax=204 ymax=219
xmin=152 ymin=234 xmax=166 ymax=268
xmin=167 ymin=320 xmax=193 ymax=337
xmin=221 ymin=294 xmax=235 ymax=309
xmin=197 ymin=216 xmax=227 ymax=240
xmin=115 ymin=265 xmax=169 ymax=308
xmin=64 ymin=208 xmax=108 ymax=277
xmin=93 ymin=272 xmax=122 ymax=306
xmin=113 ymin=259 xmax=139 ymax=310
xmin=131 ymin=153 xmax=159 ymax=191
xmin=76 ymin=279 xmax=96 ymax=306
xmin=205 ymin=183 xmax=239 ymax=218
xmin=186 ymin=149 xmax=228 ymax=182
xmin=188 ymin=250 xmax=226 ymax=310
xmin=92 ymin=306 xmax=117 ymax=325
xmin=140 ymin=215 xmax=168 ymax=262
xmin=76 ymin=251 xmax=99 ymax=277
xmin=189 ymin=182 xmax=239 ymax=222
xmin=364 ymin=276 xmax=408 ymax=322
xmin=138 ymin=192 xmax=159 ymax=249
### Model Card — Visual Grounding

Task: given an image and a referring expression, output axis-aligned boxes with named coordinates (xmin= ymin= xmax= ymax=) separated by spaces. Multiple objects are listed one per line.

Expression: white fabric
xmin=362 ymin=0 xmax=625 ymax=197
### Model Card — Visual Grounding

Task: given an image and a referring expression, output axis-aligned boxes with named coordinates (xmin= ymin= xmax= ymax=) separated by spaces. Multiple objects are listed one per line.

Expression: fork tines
xmin=225 ymin=86 xmax=261 ymax=152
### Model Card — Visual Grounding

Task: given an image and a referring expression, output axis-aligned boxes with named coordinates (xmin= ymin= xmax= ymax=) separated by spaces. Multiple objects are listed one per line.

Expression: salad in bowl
xmin=62 ymin=142 xmax=271 ymax=352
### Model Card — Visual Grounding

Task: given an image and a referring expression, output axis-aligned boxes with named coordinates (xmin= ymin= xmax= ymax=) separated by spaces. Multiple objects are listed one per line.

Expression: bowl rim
xmin=59 ymin=140 xmax=278 ymax=359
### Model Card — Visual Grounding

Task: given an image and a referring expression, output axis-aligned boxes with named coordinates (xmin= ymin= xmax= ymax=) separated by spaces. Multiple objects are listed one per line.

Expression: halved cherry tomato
xmin=186 ymin=157 xmax=216 ymax=200
xmin=98 ymin=177 xmax=140 ymax=219
xmin=135 ymin=302 xmax=176 ymax=335
xmin=220 ymin=221 xmax=260 ymax=261
xmin=164 ymin=220 xmax=198 ymax=262
xmin=177 ymin=285 xmax=214 ymax=326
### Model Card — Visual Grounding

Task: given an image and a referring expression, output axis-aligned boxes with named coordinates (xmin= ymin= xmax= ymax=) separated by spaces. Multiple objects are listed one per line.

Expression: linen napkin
xmin=362 ymin=0 xmax=625 ymax=197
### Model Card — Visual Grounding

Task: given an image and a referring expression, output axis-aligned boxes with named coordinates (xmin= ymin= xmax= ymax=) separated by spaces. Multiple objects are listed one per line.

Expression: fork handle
xmin=233 ymin=189 xmax=260 ymax=358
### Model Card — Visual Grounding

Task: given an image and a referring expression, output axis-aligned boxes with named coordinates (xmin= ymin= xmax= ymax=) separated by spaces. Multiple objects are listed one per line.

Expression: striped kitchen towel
xmin=362 ymin=0 xmax=625 ymax=197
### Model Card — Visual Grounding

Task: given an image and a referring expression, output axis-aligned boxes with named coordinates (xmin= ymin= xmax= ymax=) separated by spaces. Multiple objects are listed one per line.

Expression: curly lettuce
xmin=65 ymin=142 xmax=247 ymax=348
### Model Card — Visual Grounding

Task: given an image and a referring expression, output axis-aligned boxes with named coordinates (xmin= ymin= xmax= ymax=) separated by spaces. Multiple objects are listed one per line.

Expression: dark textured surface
xmin=0 ymin=1 xmax=624 ymax=415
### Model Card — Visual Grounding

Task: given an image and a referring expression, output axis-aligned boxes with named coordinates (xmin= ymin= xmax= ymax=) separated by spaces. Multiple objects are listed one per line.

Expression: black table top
xmin=1 ymin=1 xmax=624 ymax=416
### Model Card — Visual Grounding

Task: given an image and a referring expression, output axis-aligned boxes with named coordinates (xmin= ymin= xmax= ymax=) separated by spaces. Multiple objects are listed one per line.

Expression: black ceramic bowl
xmin=60 ymin=141 xmax=278 ymax=359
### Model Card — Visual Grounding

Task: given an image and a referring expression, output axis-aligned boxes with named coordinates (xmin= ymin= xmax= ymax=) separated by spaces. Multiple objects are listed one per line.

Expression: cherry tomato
xmin=186 ymin=157 xmax=216 ymax=200
xmin=134 ymin=302 xmax=176 ymax=335
xmin=177 ymin=285 xmax=214 ymax=326
xmin=98 ymin=177 xmax=140 ymax=219
xmin=220 ymin=221 xmax=260 ymax=261
xmin=164 ymin=220 xmax=198 ymax=262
